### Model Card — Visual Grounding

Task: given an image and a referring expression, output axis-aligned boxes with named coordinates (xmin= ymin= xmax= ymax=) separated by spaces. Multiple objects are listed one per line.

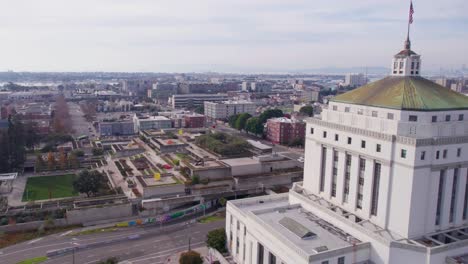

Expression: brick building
xmin=184 ymin=114 xmax=205 ymax=128
xmin=265 ymin=117 xmax=305 ymax=145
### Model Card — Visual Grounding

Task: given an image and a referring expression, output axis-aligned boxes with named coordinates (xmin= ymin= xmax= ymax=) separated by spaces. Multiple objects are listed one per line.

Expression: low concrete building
xmin=99 ymin=119 xmax=135 ymax=136
xmin=222 ymin=154 xmax=298 ymax=177
xmin=133 ymin=115 xmax=172 ymax=132
xmin=152 ymin=138 xmax=188 ymax=154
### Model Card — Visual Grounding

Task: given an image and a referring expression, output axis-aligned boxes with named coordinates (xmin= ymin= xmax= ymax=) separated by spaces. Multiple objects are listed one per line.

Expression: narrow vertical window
xmin=371 ymin=163 xmax=381 ymax=216
xmin=421 ymin=151 xmax=426 ymax=160
xmin=463 ymin=172 xmax=468 ymax=220
xmin=357 ymin=158 xmax=365 ymax=209
xmin=457 ymin=148 xmax=461 ymax=157
xmin=401 ymin=149 xmax=407 ymax=158
xmin=449 ymin=168 xmax=459 ymax=223
xmin=435 ymin=170 xmax=446 ymax=225
xmin=376 ymin=144 xmax=381 ymax=152
xmin=257 ymin=243 xmax=264 ymax=264
xmin=320 ymin=147 xmax=327 ymax=192
xmin=331 ymin=150 xmax=338 ymax=197
xmin=343 ymin=154 xmax=351 ymax=203
xmin=361 ymin=140 xmax=366 ymax=148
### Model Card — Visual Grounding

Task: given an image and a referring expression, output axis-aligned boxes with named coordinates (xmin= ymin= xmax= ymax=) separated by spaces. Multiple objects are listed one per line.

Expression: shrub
xmin=206 ymin=228 xmax=227 ymax=253
xmin=179 ymin=250 xmax=203 ymax=264
xmin=191 ymin=175 xmax=200 ymax=185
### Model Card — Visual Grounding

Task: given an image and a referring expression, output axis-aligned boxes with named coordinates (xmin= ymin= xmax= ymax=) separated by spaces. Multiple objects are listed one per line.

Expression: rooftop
xmin=230 ymin=194 xmax=362 ymax=256
xmin=331 ymin=76 xmax=468 ymax=111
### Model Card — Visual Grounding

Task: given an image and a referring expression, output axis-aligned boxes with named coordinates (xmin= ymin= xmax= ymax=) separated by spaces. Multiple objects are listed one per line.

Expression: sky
xmin=0 ymin=0 xmax=467 ymax=73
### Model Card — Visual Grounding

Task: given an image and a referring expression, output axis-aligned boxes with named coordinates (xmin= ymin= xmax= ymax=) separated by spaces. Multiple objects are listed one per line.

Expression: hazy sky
xmin=1 ymin=0 xmax=467 ymax=73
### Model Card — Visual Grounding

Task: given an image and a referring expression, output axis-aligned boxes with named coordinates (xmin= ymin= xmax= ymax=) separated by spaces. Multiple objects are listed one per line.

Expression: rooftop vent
xmin=279 ymin=217 xmax=316 ymax=240
xmin=314 ymin=246 xmax=328 ymax=252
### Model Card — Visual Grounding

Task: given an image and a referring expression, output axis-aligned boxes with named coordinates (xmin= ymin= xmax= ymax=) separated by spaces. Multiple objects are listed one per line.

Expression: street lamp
xmin=71 ymin=242 xmax=79 ymax=264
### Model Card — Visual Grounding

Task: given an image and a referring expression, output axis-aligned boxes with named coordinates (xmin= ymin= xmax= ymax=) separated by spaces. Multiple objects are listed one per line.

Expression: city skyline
xmin=1 ymin=0 xmax=467 ymax=73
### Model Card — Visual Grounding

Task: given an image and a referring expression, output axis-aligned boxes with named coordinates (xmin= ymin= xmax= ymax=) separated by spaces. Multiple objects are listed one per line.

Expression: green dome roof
xmin=332 ymin=76 xmax=468 ymax=111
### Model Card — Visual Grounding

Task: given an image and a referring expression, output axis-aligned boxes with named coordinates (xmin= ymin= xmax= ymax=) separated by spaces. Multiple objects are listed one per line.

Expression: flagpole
xmin=406 ymin=0 xmax=411 ymax=41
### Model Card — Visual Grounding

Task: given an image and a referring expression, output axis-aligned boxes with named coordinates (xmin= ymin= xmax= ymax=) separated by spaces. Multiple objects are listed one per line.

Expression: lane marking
xmin=128 ymin=242 xmax=205 ymax=263
xmin=60 ymin=231 xmax=73 ymax=237
xmin=27 ymin=238 xmax=44 ymax=244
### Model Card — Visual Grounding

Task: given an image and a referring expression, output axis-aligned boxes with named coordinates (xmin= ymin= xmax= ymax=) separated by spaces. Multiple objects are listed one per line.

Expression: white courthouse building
xmin=226 ymin=35 xmax=468 ymax=263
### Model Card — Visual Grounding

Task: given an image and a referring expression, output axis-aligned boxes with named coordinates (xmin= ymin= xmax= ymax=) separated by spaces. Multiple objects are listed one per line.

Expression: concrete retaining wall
xmin=0 ymin=218 xmax=69 ymax=233
xmin=66 ymin=203 xmax=133 ymax=224
xmin=142 ymin=184 xmax=186 ymax=199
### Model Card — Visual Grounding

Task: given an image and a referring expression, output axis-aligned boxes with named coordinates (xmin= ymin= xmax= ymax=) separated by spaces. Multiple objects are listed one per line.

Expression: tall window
xmin=338 ymin=256 xmax=345 ymax=264
xmin=459 ymin=114 xmax=464 ymax=121
xmin=420 ymin=151 xmax=426 ymax=160
xmin=435 ymin=170 xmax=446 ymax=225
xmin=269 ymin=252 xmax=276 ymax=264
xmin=371 ymin=163 xmax=381 ymax=216
xmin=432 ymin=116 xmax=437 ymax=122
xmin=257 ymin=243 xmax=264 ymax=264
xmin=457 ymin=148 xmax=462 ymax=157
xmin=449 ymin=168 xmax=459 ymax=223
xmin=343 ymin=154 xmax=351 ymax=203
xmin=331 ymin=150 xmax=338 ymax=197
xmin=320 ymin=147 xmax=327 ymax=192
xmin=376 ymin=144 xmax=381 ymax=152
xmin=357 ymin=158 xmax=366 ymax=209
xmin=463 ymin=172 xmax=468 ymax=220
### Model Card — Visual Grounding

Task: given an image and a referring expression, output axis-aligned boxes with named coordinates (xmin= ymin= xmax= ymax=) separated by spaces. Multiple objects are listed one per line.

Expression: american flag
xmin=409 ymin=1 xmax=414 ymax=24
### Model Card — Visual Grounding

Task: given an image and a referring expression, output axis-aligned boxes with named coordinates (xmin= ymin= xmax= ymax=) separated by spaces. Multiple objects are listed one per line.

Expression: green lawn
xmin=22 ymin=175 xmax=78 ymax=201
xmin=16 ymin=256 xmax=48 ymax=264
xmin=198 ymin=215 xmax=224 ymax=224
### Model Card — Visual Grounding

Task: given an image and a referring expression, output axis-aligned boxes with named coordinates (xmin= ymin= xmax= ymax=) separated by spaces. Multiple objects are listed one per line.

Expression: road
xmin=0 ymin=220 xmax=224 ymax=264
xmin=68 ymin=102 xmax=96 ymax=139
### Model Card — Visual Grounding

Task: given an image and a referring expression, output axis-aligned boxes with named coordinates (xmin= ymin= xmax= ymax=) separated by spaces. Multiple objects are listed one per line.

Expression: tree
xmin=68 ymin=153 xmax=80 ymax=169
xmin=47 ymin=152 xmax=56 ymax=170
xmin=179 ymin=250 xmax=203 ymax=264
xmin=299 ymin=105 xmax=314 ymax=117
xmin=194 ymin=105 xmax=204 ymax=114
xmin=245 ymin=117 xmax=263 ymax=136
xmin=24 ymin=122 xmax=40 ymax=150
xmin=218 ymin=197 xmax=227 ymax=207
xmin=228 ymin=114 xmax=240 ymax=128
xmin=58 ymin=149 xmax=68 ymax=170
xmin=97 ymin=257 xmax=118 ymax=264
xmin=258 ymin=109 xmax=283 ymax=124
xmin=92 ymin=148 xmax=104 ymax=156
xmin=35 ymin=154 xmax=46 ymax=172
xmin=234 ymin=113 xmax=252 ymax=131
xmin=73 ymin=170 xmax=105 ymax=197
xmin=206 ymin=228 xmax=227 ymax=253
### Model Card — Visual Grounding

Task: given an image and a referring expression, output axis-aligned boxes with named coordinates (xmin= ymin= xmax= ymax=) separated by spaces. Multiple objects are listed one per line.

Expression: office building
xmin=204 ymin=101 xmax=257 ymax=121
xmin=344 ymin=73 xmax=367 ymax=87
xmin=171 ymin=94 xmax=229 ymax=109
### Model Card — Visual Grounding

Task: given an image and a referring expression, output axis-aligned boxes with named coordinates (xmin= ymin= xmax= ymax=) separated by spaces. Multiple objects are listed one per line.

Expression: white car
xmin=298 ymin=157 xmax=304 ymax=163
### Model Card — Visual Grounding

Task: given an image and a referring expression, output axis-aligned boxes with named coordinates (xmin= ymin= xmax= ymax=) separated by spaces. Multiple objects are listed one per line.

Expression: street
xmin=0 ymin=220 xmax=224 ymax=264
xmin=68 ymin=102 xmax=96 ymax=139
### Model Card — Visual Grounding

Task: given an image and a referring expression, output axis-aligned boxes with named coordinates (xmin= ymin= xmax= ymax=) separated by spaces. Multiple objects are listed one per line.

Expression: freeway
xmin=0 ymin=220 xmax=224 ymax=264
